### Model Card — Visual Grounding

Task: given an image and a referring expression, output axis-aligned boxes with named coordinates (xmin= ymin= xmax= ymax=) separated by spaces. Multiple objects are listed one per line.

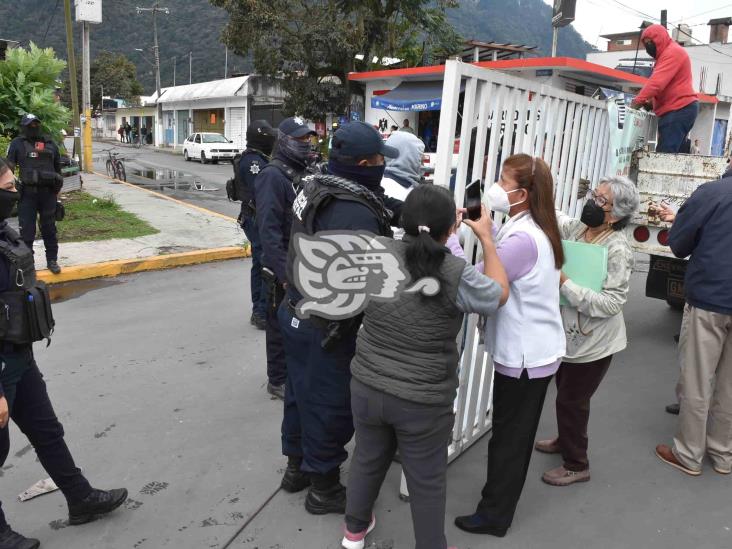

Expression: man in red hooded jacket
xmin=631 ymin=24 xmax=699 ymax=153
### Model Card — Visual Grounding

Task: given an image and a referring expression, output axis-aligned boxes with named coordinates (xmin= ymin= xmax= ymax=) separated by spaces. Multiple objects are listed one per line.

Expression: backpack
xmin=226 ymin=153 xmax=244 ymax=202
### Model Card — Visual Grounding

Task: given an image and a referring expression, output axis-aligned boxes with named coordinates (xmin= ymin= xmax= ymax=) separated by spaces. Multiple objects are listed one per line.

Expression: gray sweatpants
xmin=346 ymin=378 xmax=454 ymax=549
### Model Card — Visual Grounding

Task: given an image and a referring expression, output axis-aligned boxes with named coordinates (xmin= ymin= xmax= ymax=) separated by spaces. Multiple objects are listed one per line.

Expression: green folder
xmin=560 ymin=240 xmax=608 ymax=306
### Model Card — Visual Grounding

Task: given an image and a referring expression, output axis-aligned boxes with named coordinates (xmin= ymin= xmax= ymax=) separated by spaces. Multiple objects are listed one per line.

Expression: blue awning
xmin=371 ymin=81 xmax=446 ymax=112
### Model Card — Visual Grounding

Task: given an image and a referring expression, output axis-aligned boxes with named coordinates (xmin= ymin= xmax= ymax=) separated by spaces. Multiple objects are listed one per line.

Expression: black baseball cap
xmin=278 ymin=116 xmax=316 ymax=138
xmin=21 ymin=113 xmax=40 ymax=126
xmin=331 ymin=122 xmax=399 ymax=160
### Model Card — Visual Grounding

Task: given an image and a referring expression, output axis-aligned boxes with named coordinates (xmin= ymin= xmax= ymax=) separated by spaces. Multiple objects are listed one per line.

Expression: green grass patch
xmin=56 ymin=191 xmax=159 ymax=243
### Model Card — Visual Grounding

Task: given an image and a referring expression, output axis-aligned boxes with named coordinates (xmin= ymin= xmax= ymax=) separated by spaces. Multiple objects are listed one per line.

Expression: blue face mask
xmin=328 ymin=158 xmax=386 ymax=189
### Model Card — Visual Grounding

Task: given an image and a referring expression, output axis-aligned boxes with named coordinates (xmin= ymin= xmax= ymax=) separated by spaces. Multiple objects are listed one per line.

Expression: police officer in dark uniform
xmin=237 ymin=120 xmax=277 ymax=331
xmin=278 ymin=122 xmax=402 ymax=514
xmin=254 ymin=117 xmax=316 ymax=400
xmin=6 ymin=114 xmax=63 ymax=275
xmin=0 ymin=158 xmax=127 ymax=549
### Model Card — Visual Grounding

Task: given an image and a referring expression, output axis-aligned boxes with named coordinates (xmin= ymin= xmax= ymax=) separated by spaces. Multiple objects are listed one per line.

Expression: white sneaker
xmin=341 ymin=515 xmax=376 ymax=549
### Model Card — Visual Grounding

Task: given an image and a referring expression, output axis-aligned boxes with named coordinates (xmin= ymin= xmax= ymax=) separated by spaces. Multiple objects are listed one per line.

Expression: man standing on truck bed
xmin=631 ymin=24 xmax=698 ymax=154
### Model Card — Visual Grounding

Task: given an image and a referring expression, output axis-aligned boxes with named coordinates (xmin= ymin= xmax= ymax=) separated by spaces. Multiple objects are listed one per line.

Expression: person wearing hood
xmin=277 ymin=122 xmax=404 ymax=516
xmin=0 ymin=158 xmax=128 ymax=549
xmin=381 ymin=130 xmax=425 ymax=202
xmin=6 ymin=114 xmax=64 ymax=275
xmin=630 ymin=24 xmax=698 ymax=153
xmin=238 ymin=120 xmax=277 ymax=332
xmin=254 ymin=117 xmax=316 ymax=401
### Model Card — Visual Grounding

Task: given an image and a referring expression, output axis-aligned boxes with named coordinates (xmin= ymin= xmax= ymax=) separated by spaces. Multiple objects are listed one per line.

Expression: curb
xmin=37 ymin=246 xmax=249 ymax=284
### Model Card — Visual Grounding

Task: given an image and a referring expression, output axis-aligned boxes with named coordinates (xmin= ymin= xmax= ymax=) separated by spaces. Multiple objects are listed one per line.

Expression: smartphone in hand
xmin=465 ymin=179 xmax=482 ymax=221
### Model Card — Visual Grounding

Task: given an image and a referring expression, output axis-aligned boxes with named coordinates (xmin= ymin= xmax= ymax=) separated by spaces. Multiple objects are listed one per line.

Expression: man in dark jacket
xmin=277 ymin=122 xmax=403 ymax=515
xmin=630 ymin=24 xmax=698 ymax=153
xmin=254 ymin=117 xmax=316 ymax=400
xmin=655 ymin=170 xmax=732 ymax=476
xmin=6 ymin=114 xmax=63 ymax=274
xmin=238 ymin=120 xmax=276 ymax=330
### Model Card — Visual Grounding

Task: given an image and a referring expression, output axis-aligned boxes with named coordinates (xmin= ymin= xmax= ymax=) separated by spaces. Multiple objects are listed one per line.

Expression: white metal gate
xmin=229 ymin=107 xmax=247 ymax=151
xmin=437 ymin=60 xmax=612 ymax=462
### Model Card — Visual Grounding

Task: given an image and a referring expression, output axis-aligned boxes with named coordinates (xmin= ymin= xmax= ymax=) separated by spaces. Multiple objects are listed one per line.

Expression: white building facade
xmin=154 ymin=76 xmax=286 ymax=151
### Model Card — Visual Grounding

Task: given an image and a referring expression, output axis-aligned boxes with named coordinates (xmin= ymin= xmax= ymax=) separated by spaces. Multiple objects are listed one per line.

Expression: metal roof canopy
xmin=157 ymin=76 xmax=250 ymax=103
xmin=458 ymin=39 xmax=537 ymax=62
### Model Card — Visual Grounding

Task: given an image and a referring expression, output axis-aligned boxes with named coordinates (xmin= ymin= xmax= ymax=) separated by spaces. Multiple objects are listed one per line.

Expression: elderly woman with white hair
xmin=535 ymin=176 xmax=640 ymax=486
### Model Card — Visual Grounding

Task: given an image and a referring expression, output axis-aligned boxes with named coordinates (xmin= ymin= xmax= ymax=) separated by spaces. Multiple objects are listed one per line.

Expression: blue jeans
xmin=241 ymin=216 xmax=266 ymax=319
xmin=657 ymin=101 xmax=699 ymax=154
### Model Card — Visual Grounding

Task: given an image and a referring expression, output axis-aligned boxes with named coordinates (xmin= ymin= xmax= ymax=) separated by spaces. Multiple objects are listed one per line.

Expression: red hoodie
xmin=634 ymin=25 xmax=698 ymax=117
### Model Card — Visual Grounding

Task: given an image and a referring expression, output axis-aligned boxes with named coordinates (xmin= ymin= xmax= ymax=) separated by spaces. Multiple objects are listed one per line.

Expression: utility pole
xmin=661 ymin=9 xmax=668 ymax=28
xmin=224 ymin=46 xmax=228 ymax=79
xmin=189 ymin=51 xmax=192 ymax=85
xmin=172 ymin=56 xmax=176 ymax=87
xmin=551 ymin=27 xmax=558 ymax=57
xmin=63 ymin=0 xmax=81 ymax=163
xmin=136 ymin=2 xmax=169 ymax=144
xmin=81 ymin=21 xmax=92 ymax=172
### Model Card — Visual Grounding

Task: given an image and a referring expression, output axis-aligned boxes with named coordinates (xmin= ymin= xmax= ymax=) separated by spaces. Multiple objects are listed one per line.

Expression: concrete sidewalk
xmin=34 ymin=172 xmax=248 ymax=282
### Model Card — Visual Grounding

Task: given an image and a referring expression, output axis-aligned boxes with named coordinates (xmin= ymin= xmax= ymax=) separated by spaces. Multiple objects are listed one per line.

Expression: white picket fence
xmin=399 ymin=60 xmax=614 ymax=498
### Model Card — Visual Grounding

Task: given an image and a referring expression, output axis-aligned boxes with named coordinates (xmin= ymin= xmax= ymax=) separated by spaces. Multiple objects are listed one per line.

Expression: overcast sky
xmin=545 ymin=0 xmax=732 ymax=49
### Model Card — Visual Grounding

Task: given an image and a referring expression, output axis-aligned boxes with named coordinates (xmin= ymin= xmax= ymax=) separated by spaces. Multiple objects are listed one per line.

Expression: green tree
xmin=211 ymin=0 xmax=463 ymax=119
xmin=0 ymin=43 xmax=70 ymax=140
xmin=61 ymin=51 xmax=144 ymax=110
xmin=90 ymin=51 xmax=145 ymax=109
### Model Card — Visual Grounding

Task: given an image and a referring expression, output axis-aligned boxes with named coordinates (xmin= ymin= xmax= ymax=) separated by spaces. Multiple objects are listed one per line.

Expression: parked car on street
xmin=183 ymin=132 xmax=239 ymax=164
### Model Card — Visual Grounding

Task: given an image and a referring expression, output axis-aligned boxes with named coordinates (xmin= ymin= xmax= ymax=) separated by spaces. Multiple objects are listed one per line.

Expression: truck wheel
xmin=184 ymin=150 xmax=190 ymax=161
xmin=666 ymin=298 xmax=685 ymax=311
xmin=201 ymin=151 xmax=208 ymax=164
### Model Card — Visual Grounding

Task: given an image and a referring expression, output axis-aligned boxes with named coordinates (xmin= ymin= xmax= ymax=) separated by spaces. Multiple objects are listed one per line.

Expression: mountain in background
xmin=1 ymin=0 xmax=593 ymax=95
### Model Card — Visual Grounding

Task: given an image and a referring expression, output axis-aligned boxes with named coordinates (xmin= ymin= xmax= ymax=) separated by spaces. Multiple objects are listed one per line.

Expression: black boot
xmin=281 ymin=456 xmax=310 ymax=493
xmin=68 ymin=487 xmax=128 ymax=525
xmin=46 ymin=260 xmax=61 ymax=275
xmin=0 ymin=526 xmax=40 ymax=549
xmin=305 ymin=468 xmax=346 ymax=515
xmin=454 ymin=513 xmax=509 ymax=537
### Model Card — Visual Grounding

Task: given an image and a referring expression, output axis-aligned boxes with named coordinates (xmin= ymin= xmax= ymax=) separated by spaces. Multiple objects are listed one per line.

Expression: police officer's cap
xmin=21 ymin=113 xmax=40 ymax=126
xmin=278 ymin=117 xmax=317 ymax=138
xmin=331 ymin=122 xmax=399 ymax=160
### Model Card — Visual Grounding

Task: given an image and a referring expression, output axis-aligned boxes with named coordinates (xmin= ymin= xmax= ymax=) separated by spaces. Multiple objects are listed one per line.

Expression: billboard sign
xmin=552 ymin=0 xmax=576 ymax=27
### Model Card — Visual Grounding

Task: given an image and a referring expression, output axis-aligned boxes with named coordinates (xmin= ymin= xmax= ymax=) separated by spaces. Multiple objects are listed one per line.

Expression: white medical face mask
xmin=486 ymin=183 xmax=525 ymax=214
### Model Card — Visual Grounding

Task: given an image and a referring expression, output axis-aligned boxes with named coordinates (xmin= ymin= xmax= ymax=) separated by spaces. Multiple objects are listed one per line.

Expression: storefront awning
xmin=371 ymin=81 xmax=447 ymax=111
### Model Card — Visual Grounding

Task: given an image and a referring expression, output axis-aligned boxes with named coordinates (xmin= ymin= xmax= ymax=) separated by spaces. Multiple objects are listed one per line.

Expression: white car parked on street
xmin=183 ymin=132 xmax=239 ymax=164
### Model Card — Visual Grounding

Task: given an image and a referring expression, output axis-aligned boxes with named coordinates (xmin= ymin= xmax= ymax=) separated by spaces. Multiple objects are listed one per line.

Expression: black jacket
xmin=254 ymin=154 xmax=299 ymax=283
xmin=669 ymin=174 xmax=732 ymax=315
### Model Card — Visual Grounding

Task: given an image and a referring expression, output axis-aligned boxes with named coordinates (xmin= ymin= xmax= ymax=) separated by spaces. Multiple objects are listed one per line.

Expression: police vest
xmin=0 ymin=224 xmax=55 ymax=345
xmin=18 ymin=137 xmax=58 ymax=187
xmin=286 ymin=174 xmax=393 ymax=288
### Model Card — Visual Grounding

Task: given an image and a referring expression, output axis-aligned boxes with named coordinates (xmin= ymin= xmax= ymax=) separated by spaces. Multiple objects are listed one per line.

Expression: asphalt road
xmin=91 ymin=140 xmax=241 ymax=219
xmin=3 ymin=260 xmax=729 ymax=549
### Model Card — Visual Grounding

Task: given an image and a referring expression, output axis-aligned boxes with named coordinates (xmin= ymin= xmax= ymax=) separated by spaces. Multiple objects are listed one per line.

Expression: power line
xmin=672 ymin=3 xmax=732 ymax=24
xmin=42 ymin=0 xmax=62 ymax=45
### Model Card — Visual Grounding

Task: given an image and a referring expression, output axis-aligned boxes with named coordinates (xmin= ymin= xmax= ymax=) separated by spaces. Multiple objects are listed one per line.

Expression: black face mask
xmin=328 ymin=158 xmax=386 ymax=189
xmin=0 ymin=188 xmax=19 ymax=221
xmin=644 ymin=42 xmax=657 ymax=59
xmin=23 ymin=126 xmax=41 ymax=140
xmin=580 ymin=200 xmax=606 ymax=228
